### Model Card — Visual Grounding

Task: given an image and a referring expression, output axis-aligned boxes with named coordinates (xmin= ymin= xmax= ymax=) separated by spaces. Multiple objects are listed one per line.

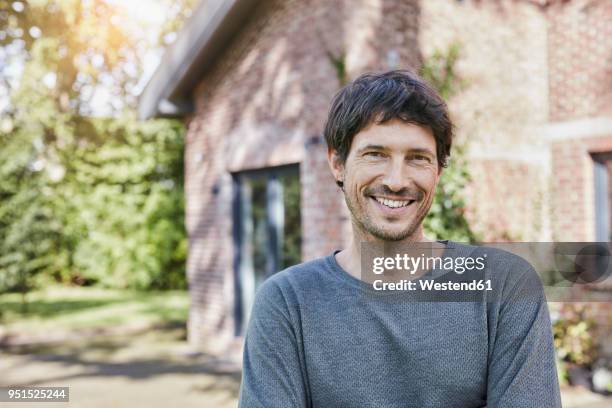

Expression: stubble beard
xmin=343 ymin=190 xmax=433 ymax=242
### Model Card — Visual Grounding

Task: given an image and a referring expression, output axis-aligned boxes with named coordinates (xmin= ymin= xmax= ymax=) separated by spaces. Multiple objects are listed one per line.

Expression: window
xmin=232 ymin=164 xmax=301 ymax=335
xmin=592 ymin=152 xmax=612 ymax=241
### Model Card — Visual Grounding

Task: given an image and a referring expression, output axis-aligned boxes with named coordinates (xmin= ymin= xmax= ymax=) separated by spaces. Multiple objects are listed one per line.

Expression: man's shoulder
xmin=250 ymin=255 xmax=336 ymax=319
xmin=449 ymin=241 xmax=544 ymax=299
xmin=255 ymin=255 xmax=333 ymax=302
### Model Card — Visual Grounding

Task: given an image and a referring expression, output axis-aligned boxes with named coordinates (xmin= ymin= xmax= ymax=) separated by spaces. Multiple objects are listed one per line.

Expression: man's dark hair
xmin=324 ymin=69 xmax=454 ymax=169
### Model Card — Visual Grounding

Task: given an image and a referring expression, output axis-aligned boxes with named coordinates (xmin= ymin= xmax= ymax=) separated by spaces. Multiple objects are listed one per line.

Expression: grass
xmin=0 ymin=285 xmax=189 ymax=337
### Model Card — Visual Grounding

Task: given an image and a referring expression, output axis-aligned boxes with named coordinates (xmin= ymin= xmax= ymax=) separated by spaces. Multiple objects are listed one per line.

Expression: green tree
xmin=66 ymin=117 xmax=187 ymax=289
xmin=0 ymin=0 xmax=196 ymax=293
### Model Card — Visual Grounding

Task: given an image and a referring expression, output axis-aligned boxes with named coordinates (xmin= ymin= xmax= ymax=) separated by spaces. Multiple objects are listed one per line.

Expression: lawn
xmin=0 ymin=286 xmax=189 ymax=340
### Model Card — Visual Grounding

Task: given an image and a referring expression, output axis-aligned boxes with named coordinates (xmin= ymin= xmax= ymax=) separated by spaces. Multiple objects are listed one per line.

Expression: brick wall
xmin=548 ymin=0 xmax=612 ymax=121
xmin=545 ymin=0 xmax=612 ymax=242
xmin=550 ymin=133 xmax=612 ymax=241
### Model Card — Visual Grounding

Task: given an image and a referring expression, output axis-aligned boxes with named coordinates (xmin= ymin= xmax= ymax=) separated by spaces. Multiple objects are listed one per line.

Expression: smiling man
xmin=238 ymin=70 xmax=561 ymax=407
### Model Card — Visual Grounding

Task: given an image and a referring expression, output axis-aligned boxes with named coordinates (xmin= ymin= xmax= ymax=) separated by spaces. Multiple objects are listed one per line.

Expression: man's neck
xmin=335 ymin=226 xmax=441 ymax=282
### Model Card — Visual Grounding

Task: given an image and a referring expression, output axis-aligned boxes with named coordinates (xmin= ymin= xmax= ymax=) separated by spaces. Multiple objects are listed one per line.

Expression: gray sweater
xmin=238 ymin=241 xmax=562 ymax=407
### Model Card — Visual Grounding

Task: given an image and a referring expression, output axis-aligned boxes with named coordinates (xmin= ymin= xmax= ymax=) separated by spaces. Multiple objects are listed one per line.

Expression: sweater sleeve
xmin=486 ymin=263 xmax=562 ymax=408
xmin=238 ymin=277 xmax=310 ymax=408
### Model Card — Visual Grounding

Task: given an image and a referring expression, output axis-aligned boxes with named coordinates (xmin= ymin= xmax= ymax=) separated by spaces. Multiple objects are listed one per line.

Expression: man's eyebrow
xmin=407 ymin=147 xmax=436 ymax=156
xmin=356 ymin=145 xmax=436 ymax=157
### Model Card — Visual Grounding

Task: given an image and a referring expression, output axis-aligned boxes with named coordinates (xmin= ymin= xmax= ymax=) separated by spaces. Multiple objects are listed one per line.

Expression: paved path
xmin=0 ymin=327 xmax=241 ymax=408
xmin=0 ymin=327 xmax=609 ymax=408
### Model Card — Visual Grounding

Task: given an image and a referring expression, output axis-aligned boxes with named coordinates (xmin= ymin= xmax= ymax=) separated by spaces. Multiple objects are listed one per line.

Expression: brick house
xmin=139 ymin=0 xmax=612 ymax=355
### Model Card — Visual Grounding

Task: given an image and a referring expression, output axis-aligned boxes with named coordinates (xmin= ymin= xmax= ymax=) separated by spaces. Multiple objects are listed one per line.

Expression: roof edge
xmin=138 ymin=0 xmax=257 ymax=119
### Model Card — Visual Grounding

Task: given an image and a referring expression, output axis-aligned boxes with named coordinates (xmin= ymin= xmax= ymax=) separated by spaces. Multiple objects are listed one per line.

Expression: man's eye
xmin=410 ymin=154 xmax=431 ymax=162
xmin=365 ymin=152 xmax=384 ymax=158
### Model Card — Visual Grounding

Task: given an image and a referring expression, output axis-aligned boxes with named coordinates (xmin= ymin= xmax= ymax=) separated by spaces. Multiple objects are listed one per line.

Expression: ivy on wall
xmin=420 ymin=42 xmax=477 ymax=242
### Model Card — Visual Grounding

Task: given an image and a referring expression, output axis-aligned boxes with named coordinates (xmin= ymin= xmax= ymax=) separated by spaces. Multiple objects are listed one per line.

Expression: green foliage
xmin=0 ymin=115 xmax=187 ymax=291
xmin=326 ymin=51 xmax=347 ymax=87
xmin=553 ymin=304 xmax=598 ymax=367
xmin=69 ymin=117 xmax=187 ymax=289
xmin=556 ymin=356 xmax=569 ymax=386
xmin=0 ymin=0 xmax=198 ymax=112
xmin=420 ymin=42 xmax=477 ymax=242
xmin=424 ymin=144 xmax=477 ymax=242
xmin=0 ymin=1 xmax=195 ymax=293
xmin=419 ymin=42 xmax=466 ymax=100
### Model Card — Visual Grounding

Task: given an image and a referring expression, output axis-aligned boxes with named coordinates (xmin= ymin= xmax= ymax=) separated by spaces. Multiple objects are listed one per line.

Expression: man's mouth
xmin=371 ymin=196 xmax=416 ymax=209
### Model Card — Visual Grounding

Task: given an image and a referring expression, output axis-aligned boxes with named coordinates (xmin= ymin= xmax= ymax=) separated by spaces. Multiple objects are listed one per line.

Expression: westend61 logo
xmin=359 ymin=242 xmax=612 ymax=302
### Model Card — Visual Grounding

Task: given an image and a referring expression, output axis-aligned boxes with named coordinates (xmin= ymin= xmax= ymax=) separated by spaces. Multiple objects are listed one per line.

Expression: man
xmin=238 ymin=70 xmax=561 ymax=407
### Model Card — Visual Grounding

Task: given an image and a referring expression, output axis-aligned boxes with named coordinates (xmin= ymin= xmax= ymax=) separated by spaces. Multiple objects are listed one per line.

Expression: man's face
xmin=329 ymin=119 xmax=441 ymax=241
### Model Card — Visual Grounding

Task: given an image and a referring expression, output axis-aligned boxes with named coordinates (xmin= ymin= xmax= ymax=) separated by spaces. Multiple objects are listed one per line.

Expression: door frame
xmin=592 ymin=152 xmax=612 ymax=242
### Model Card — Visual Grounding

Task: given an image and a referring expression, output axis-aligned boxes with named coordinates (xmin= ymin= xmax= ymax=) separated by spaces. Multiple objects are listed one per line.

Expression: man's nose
xmin=382 ymin=159 xmax=409 ymax=192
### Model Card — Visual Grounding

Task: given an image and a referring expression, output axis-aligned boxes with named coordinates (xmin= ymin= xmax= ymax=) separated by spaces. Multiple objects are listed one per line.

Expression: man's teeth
xmin=374 ymin=197 xmax=413 ymax=208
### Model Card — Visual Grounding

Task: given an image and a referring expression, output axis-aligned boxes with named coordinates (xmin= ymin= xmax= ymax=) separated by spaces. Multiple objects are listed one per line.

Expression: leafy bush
xmin=68 ymin=118 xmax=187 ymax=289
xmin=553 ymin=303 xmax=598 ymax=367
xmin=0 ymin=117 xmax=187 ymax=292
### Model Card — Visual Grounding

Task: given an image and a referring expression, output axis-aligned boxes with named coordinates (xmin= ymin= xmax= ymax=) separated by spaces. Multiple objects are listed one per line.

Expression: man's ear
xmin=327 ymin=147 xmax=345 ymax=189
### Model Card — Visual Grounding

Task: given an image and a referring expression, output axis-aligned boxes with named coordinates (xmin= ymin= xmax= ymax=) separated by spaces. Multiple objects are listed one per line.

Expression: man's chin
xmin=366 ymin=224 xmax=417 ymax=241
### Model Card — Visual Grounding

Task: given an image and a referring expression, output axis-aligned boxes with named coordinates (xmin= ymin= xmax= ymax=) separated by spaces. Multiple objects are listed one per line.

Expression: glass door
xmin=232 ymin=164 xmax=301 ymax=335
